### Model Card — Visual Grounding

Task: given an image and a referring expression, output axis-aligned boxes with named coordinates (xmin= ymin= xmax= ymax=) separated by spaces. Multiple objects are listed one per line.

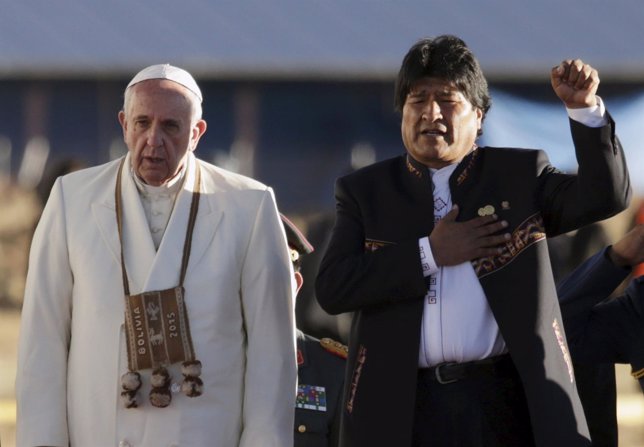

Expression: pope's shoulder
xmin=57 ymin=157 xmax=122 ymax=191
xmin=197 ymin=158 xmax=269 ymax=192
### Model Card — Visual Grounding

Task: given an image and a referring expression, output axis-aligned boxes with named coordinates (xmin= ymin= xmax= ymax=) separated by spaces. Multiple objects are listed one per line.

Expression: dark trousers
xmin=412 ymin=355 xmax=535 ymax=447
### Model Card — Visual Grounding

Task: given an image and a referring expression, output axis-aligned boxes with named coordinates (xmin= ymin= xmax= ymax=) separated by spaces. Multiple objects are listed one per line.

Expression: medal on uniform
xmin=296 ymin=384 xmax=327 ymax=412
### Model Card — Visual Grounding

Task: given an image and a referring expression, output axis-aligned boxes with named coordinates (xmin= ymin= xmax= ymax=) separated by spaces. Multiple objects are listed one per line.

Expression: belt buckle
xmin=434 ymin=362 xmax=458 ymax=384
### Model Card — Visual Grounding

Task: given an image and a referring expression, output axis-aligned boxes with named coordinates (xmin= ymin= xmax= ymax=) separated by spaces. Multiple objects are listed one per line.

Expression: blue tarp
xmin=483 ymin=89 xmax=644 ymax=192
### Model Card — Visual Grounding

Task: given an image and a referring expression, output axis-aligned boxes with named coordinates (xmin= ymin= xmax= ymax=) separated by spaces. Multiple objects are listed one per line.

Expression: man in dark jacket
xmin=558 ymin=223 xmax=644 ymax=446
xmin=282 ymin=214 xmax=346 ymax=447
xmin=315 ymin=35 xmax=631 ymax=447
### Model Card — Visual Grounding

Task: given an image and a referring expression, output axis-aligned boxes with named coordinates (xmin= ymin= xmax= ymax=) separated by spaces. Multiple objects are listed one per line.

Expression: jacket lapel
xmin=91 ymin=154 xmax=156 ymax=295
xmin=91 ymin=160 xmax=121 ymax=267
xmin=401 ymin=154 xmax=435 ymax=234
xmin=449 ymin=147 xmax=481 ymax=212
xmin=119 ymin=154 xmax=157 ymax=294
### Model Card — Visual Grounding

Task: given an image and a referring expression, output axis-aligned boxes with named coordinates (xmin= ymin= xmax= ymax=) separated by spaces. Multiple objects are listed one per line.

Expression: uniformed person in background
xmin=281 ymin=214 xmax=346 ymax=447
xmin=557 ymin=223 xmax=644 ymax=446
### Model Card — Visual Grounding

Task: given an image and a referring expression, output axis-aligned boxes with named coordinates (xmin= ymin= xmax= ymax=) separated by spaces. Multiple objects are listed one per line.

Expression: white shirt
xmin=131 ymin=165 xmax=186 ymax=250
xmin=417 ymin=98 xmax=607 ymax=367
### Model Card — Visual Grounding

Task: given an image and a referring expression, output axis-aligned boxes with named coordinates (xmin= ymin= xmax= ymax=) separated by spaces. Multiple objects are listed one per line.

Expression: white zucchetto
xmin=126 ymin=63 xmax=202 ymax=103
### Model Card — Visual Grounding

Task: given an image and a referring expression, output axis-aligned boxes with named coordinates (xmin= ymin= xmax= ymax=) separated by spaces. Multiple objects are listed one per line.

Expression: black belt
xmin=419 ymin=354 xmax=515 ymax=385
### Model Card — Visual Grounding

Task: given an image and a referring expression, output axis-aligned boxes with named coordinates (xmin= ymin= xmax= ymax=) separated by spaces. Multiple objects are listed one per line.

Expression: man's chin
xmin=408 ymin=147 xmax=441 ymax=164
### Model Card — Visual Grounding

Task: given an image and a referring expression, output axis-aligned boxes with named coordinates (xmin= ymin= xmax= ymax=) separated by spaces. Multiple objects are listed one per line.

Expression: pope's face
xmin=119 ymin=79 xmax=206 ymax=186
xmin=401 ymin=77 xmax=482 ymax=169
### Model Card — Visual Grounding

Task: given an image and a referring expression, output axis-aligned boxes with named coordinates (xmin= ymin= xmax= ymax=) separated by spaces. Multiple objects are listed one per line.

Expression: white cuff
xmin=567 ymin=96 xmax=607 ymax=128
xmin=419 ymin=237 xmax=439 ymax=277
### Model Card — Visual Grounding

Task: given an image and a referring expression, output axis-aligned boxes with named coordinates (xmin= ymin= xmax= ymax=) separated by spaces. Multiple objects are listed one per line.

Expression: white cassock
xmin=16 ymin=152 xmax=297 ymax=447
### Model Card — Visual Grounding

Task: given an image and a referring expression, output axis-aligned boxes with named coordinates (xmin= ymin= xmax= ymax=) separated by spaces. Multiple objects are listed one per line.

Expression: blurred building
xmin=0 ymin=0 xmax=642 ymax=213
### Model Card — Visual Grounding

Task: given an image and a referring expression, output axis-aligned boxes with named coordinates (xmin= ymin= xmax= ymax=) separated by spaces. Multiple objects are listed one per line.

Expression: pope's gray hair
xmin=122 ymin=82 xmax=203 ymax=123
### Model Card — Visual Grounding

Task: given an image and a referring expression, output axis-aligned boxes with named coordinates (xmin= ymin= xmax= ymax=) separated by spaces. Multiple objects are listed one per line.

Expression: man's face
xmin=118 ymin=79 xmax=206 ymax=186
xmin=401 ymin=77 xmax=482 ymax=169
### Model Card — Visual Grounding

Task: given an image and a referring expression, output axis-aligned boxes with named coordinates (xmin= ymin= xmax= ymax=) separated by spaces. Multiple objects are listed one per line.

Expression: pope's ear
xmin=118 ymin=111 xmax=127 ymax=130
xmin=118 ymin=111 xmax=130 ymax=142
xmin=195 ymin=119 xmax=207 ymax=137
xmin=190 ymin=120 xmax=207 ymax=151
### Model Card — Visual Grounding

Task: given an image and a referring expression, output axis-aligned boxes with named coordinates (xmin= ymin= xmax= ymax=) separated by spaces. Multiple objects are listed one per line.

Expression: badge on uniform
xmin=296 ymin=384 xmax=327 ymax=411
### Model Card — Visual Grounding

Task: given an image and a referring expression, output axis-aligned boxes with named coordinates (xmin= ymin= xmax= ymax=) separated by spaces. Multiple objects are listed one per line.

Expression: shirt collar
xmin=130 ymin=163 xmax=186 ymax=198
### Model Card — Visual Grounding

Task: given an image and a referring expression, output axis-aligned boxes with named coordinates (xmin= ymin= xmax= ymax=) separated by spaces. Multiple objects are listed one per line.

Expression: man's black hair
xmin=394 ymin=35 xmax=492 ymax=131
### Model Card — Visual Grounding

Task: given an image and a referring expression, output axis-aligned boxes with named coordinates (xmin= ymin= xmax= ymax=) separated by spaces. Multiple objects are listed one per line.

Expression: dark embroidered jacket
xmin=316 ymin=117 xmax=630 ymax=447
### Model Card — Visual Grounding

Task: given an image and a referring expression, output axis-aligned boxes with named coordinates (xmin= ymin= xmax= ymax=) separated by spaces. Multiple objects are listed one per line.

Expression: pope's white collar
xmin=130 ymin=162 xmax=186 ymax=197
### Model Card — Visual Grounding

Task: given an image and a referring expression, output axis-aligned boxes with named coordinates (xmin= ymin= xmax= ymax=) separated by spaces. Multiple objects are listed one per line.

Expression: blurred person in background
xmin=558 ymin=223 xmax=644 ymax=446
xmin=548 ymin=222 xmax=610 ymax=284
xmin=634 ymin=199 xmax=644 ymax=276
xmin=315 ymin=35 xmax=630 ymax=447
xmin=35 ymin=158 xmax=86 ymax=207
xmin=281 ymin=214 xmax=345 ymax=447
xmin=16 ymin=64 xmax=297 ymax=447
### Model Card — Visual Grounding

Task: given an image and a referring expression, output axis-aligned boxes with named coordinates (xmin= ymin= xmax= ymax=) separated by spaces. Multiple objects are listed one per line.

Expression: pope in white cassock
xmin=16 ymin=64 xmax=297 ymax=447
